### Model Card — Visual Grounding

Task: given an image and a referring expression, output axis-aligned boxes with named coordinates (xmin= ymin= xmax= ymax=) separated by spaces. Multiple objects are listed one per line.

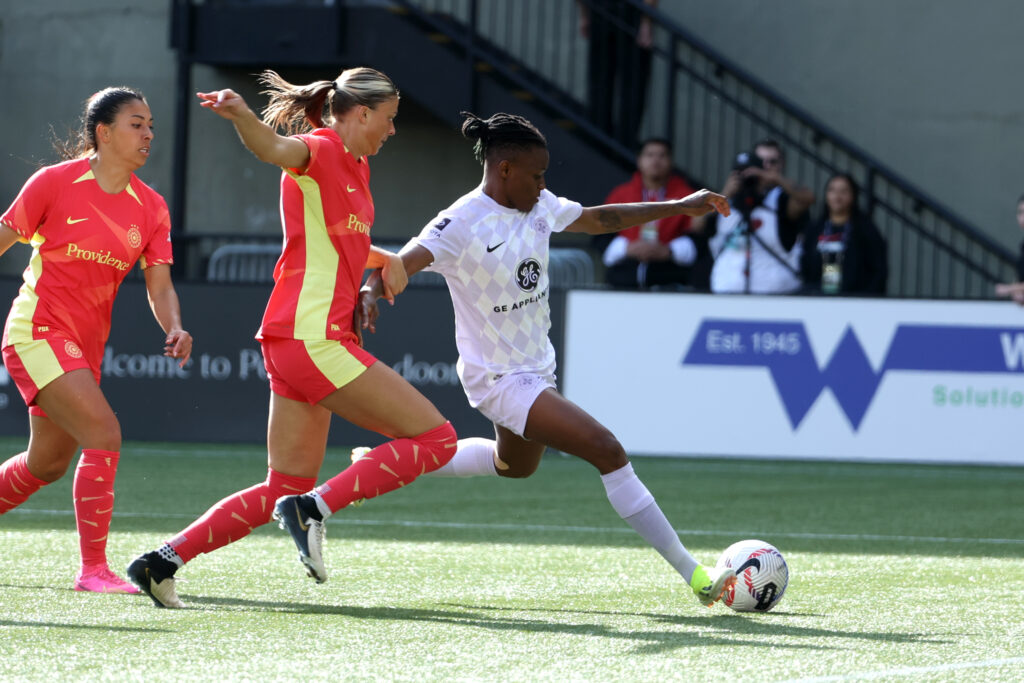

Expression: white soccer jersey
xmin=414 ymin=186 xmax=583 ymax=403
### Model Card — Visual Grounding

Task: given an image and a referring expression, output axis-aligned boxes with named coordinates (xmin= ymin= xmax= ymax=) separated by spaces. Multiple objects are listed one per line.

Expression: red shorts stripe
xmin=261 ymin=337 xmax=376 ymax=405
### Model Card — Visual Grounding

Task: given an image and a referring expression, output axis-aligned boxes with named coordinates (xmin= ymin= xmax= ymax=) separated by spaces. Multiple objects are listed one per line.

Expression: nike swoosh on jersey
xmin=66 ymin=217 xmax=88 ymax=224
xmin=486 ymin=241 xmax=505 ymax=253
xmin=346 ymin=185 xmax=357 ymax=193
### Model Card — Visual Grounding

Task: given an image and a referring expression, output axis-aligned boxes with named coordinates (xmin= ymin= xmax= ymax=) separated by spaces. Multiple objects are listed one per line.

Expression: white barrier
xmin=563 ymin=291 xmax=1024 ymax=465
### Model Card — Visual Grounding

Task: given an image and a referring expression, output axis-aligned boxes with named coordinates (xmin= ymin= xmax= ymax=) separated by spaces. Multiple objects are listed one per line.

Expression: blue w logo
xmin=682 ymin=321 xmax=1024 ymax=431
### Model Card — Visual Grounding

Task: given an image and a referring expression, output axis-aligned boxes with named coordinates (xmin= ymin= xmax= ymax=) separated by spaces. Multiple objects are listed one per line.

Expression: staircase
xmin=170 ymin=0 xmax=1016 ymax=298
xmin=377 ymin=0 xmax=1017 ymax=298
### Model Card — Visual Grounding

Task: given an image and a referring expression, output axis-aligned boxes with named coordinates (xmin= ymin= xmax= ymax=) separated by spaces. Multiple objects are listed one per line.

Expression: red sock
xmin=168 ymin=468 xmax=316 ymax=563
xmin=316 ymin=421 xmax=456 ymax=513
xmin=73 ymin=449 xmax=120 ymax=568
xmin=0 ymin=452 xmax=48 ymax=514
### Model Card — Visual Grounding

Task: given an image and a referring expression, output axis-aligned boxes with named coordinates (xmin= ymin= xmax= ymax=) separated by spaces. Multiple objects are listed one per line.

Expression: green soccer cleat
xmin=690 ymin=564 xmax=737 ymax=607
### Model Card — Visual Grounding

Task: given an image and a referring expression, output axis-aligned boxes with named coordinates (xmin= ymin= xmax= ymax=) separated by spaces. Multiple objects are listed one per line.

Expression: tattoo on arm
xmin=595 ymin=208 xmax=625 ymax=231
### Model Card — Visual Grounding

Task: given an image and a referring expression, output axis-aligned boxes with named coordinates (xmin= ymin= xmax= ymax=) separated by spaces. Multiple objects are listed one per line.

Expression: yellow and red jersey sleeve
xmin=0 ymin=164 xmax=55 ymax=242
xmin=137 ymin=190 xmax=173 ymax=269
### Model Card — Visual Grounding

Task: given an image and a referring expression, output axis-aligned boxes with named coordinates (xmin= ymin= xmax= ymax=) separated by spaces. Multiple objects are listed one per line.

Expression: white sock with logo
xmin=424 ymin=437 xmax=499 ymax=477
xmin=601 ymin=462 xmax=699 ymax=583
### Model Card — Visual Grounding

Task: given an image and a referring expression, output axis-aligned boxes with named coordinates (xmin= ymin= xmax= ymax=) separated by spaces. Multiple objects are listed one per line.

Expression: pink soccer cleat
xmin=74 ymin=565 xmax=140 ymax=594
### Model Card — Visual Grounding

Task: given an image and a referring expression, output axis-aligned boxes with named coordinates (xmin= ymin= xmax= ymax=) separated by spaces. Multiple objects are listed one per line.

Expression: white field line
xmin=115 ymin=447 xmax=1024 ymax=481
xmin=787 ymin=656 xmax=1024 ymax=682
xmin=5 ymin=508 xmax=1024 ymax=546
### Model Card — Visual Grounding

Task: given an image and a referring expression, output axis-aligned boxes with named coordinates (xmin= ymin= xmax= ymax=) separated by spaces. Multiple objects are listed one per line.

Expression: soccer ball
xmin=716 ymin=540 xmax=789 ymax=612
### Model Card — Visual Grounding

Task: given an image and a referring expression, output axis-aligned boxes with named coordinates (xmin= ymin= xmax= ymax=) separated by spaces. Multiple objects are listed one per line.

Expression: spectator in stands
xmin=0 ymin=87 xmax=192 ymax=594
xmin=994 ymin=193 xmax=1024 ymax=305
xmin=699 ymin=139 xmax=815 ymax=294
xmin=600 ymin=138 xmax=705 ymax=289
xmin=800 ymin=173 xmax=888 ymax=296
xmin=578 ymin=0 xmax=657 ymax=146
xmin=128 ymin=68 xmax=456 ymax=607
xmin=359 ymin=111 xmax=739 ymax=609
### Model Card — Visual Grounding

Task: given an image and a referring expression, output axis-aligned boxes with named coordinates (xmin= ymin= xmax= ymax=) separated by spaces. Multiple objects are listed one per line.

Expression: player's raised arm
xmin=197 ymin=88 xmax=311 ymax=170
xmin=565 ymin=189 xmax=730 ymax=235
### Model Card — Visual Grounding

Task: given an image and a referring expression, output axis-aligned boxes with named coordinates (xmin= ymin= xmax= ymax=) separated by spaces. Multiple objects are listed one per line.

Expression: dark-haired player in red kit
xmin=0 ymin=87 xmax=192 ymax=593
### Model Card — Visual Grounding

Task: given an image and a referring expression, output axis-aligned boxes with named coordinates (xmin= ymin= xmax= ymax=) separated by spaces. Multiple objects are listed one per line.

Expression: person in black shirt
xmin=800 ymin=173 xmax=888 ymax=296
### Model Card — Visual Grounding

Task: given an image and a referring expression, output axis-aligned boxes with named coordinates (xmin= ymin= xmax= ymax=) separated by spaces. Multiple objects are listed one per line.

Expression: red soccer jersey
xmin=258 ymin=128 xmax=373 ymax=343
xmin=0 ymin=158 xmax=173 ymax=366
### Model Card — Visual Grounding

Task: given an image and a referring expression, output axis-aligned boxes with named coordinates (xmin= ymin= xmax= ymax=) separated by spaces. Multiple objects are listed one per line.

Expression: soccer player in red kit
xmin=0 ymin=87 xmax=193 ymax=593
xmin=128 ymin=68 xmax=456 ymax=608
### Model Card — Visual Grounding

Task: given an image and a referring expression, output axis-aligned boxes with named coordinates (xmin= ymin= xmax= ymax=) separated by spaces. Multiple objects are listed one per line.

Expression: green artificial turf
xmin=1 ymin=439 xmax=1022 ymax=681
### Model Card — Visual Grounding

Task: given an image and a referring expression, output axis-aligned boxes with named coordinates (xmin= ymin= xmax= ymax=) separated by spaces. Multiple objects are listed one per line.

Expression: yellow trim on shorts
xmin=303 ymin=339 xmax=368 ymax=389
xmin=14 ymin=339 xmax=66 ymax=392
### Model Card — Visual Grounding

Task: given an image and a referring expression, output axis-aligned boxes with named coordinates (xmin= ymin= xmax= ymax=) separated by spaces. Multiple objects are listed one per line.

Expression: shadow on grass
xmin=175 ymin=594 xmax=826 ymax=653
xmin=439 ymin=602 xmax=953 ymax=654
xmin=0 ymin=618 xmax=171 ymax=633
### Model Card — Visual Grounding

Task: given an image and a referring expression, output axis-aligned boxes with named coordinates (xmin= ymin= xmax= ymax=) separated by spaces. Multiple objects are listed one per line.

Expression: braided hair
xmin=460 ymin=111 xmax=546 ymax=164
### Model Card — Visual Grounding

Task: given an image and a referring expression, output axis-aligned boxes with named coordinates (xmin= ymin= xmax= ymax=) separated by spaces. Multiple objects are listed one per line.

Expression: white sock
xmin=600 ymin=462 xmax=699 ymax=583
xmin=424 ymin=437 xmax=499 ymax=477
xmin=157 ymin=543 xmax=184 ymax=569
xmin=309 ymin=490 xmax=333 ymax=519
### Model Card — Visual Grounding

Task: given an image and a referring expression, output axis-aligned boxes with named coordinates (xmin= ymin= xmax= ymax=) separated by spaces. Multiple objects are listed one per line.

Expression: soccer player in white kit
xmin=359 ymin=112 xmax=738 ymax=608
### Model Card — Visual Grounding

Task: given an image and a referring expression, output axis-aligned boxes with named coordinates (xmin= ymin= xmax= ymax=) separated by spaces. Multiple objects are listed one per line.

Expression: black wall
xmin=0 ymin=278 xmax=566 ymax=447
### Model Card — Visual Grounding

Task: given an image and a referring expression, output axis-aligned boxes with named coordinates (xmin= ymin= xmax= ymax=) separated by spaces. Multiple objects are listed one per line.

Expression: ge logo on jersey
xmin=515 ymin=259 xmax=542 ymax=292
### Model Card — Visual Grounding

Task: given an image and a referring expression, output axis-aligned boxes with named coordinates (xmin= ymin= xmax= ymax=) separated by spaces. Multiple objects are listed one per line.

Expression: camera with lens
xmin=732 ymin=150 xmax=765 ymax=220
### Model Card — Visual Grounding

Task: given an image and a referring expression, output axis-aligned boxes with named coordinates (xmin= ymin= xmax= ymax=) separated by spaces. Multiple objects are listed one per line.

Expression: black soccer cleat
xmin=126 ymin=551 xmax=185 ymax=608
xmin=273 ymin=495 xmax=328 ymax=584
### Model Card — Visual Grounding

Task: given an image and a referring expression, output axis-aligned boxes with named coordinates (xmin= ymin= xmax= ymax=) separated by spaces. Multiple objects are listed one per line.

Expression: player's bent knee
xmin=417 ymin=421 xmax=457 ymax=474
xmin=31 ymin=458 xmax=74 ymax=483
xmin=496 ymin=456 xmax=540 ymax=479
xmin=583 ymin=430 xmax=628 ymax=471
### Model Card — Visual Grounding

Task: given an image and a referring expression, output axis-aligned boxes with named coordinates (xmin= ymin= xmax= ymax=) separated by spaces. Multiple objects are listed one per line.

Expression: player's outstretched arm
xmin=565 ymin=189 xmax=730 ymax=235
xmin=366 ymin=245 xmax=408 ymax=303
xmin=196 ymin=89 xmax=310 ymax=170
xmin=358 ymin=243 xmax=433 ymax=335
xmin=143 ymin=264 xmax=193 ymax=367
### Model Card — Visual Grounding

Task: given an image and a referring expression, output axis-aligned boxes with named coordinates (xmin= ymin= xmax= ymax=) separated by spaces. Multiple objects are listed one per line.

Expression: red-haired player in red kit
xmin=0 ymin=87 xmax=193 ymax=593
xmin=128 ymin=68 xmax=457 ymax=608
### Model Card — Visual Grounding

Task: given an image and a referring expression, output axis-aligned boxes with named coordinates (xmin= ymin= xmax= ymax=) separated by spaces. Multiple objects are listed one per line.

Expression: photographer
xmin=698 ymin=139 xmax=815 ymax=294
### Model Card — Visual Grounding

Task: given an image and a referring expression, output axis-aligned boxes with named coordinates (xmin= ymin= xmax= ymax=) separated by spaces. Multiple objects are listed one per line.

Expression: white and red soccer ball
xmin=716 ymin=540 xmax=789 ymax=612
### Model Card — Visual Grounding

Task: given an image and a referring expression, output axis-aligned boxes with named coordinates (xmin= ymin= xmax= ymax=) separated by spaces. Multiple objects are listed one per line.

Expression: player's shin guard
xmin=73 ymin=449 xmax=121 ymax=568
xmin=167 ymin=468 xmax=316 ymax=563
xmin=0 ymin=452 xmax=48 ymax=514
xmin=314 ymin=421 xmax=456 ymax=514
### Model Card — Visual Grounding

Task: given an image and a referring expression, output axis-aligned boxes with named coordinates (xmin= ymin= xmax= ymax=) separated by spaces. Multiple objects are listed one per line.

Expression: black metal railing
xmin=392 ymin=0 xmax=1016 ymax=298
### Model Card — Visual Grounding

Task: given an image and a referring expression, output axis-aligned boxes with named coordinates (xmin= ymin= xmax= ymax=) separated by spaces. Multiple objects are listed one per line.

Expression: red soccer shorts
xmin=260 ymin=336 xmax=376 ymax=404
xmin=2 ymin=331 xmax=99 ymax=416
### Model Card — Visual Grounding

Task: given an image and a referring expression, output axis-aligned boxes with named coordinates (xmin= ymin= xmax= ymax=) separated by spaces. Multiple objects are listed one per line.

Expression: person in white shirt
xmin=360 ymin=111 xmax=738 ymax=608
